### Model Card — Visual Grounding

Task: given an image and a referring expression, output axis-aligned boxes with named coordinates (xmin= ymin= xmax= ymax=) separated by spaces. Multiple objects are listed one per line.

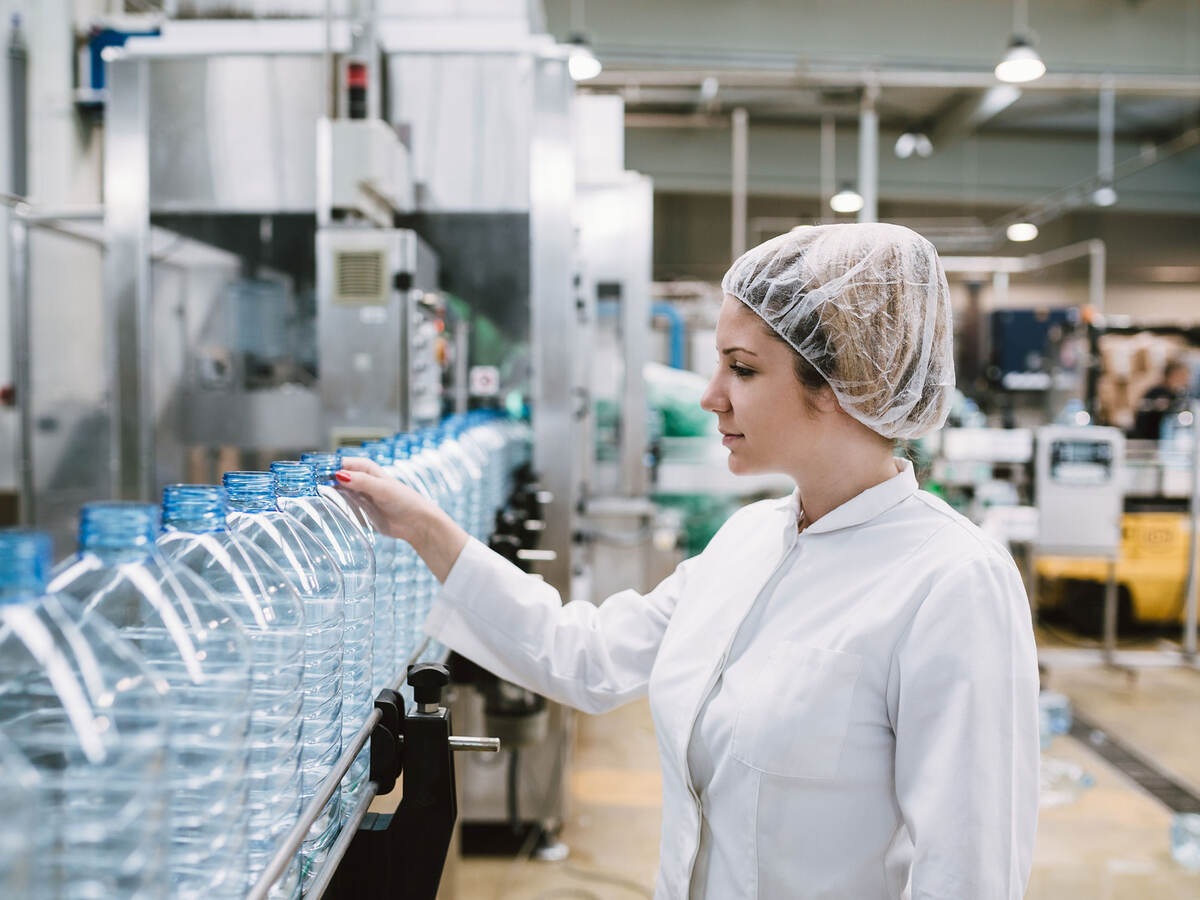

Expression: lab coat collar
xmin=775 ymin=458 xmax=919 ymax=535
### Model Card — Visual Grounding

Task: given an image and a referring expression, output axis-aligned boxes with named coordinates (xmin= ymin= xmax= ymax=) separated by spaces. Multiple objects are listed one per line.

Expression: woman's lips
xmin=722 ymin=433 xmax=743 ymax=447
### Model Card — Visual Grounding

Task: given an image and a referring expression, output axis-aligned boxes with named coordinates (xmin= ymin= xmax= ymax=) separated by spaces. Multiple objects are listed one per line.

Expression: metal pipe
xmin=1098 ymin=76 xmax=1115 ymax=190
xmin=941 ymin=239 xmax=1105 ymax=275
xmin=247 ymin=707 xmax=383 ymax=900
xmin=8 ymin=214 xmax=31 ymax=525
xmin=1088 ymin=240 xmax=1106 ymax=313
xmin=1184 ymin=398 xmax=1200 ymax=660
xmin=588 ymin=62 xmax=1200 ymax=97
xmin=730 ymin=107 xmax=748 ymax=260
xmin=1103 ymin=558 xmax=1119 ymax=665
xmin=249 ymin=636 xmax=439 ymax=899
xmin=820 ymin=114 xmax=835 ymax=217
xmin=857 ymin=83 xmax=878 ymax=224
xmin=453 ymin=318 xmax=469 ymax=414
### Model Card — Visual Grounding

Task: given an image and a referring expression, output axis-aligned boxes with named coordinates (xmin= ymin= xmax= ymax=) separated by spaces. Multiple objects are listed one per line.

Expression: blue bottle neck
xmin=223 ymin=472 xmax=277 ymax=512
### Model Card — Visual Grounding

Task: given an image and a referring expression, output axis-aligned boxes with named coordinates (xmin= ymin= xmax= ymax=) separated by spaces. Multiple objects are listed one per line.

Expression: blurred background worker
xmin=1131 ymin=359 xmax=1193 ymax=440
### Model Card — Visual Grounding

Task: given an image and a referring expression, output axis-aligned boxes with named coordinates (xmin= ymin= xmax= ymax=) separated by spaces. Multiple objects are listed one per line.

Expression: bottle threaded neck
xmin=271 ymin=461 xmax=318 ymax=498
xmin=362 ymin=439 xmax=395 ymax=466
xmin=223 ymin=471 xmax=276 ymax=512
xmin=0 ymin=529 xmax=52 ymax=602
xmin=300 ymin=452 xmax=339 ymax=483
xmin=161 ymin=484 xmax=227 ymax=532
xmin=79 ymin=502 xmax=158 ymax=554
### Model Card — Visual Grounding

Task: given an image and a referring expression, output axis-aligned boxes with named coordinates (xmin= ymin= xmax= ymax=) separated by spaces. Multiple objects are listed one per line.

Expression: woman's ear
xmin=810 ymin=383 xmax=842 ymax=415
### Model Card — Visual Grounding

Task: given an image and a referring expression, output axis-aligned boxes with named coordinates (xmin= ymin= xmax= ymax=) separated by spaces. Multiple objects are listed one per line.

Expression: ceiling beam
xmin=928 ymin=85 xmax=1023 ymax=151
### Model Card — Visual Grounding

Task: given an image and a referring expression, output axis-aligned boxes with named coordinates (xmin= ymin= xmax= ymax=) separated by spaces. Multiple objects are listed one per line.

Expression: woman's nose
xmin=700 ymin=373 xmax=727 ymax=413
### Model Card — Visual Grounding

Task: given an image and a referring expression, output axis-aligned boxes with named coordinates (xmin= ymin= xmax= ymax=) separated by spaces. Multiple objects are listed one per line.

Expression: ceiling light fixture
xmin=995 ymin=36 xmax=1046 ymax=83
xmin=894 ymin=132 xmax=934 ymax=159
xmin=1091 ymin=185 xmax=1118 ymax=207
xmin=995 ymin=0 xmax=1045 ymax=84
xmin=830 ymin=184 xmax=865 ymax=214
xmin=1006 ymin=222 xmax=1039 ymax=242
xmin=566 ymin=35 xmax=602 ymax=81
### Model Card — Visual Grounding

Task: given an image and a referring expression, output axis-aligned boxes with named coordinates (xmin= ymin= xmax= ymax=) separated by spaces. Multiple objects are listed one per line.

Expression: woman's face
xmin=701 ymin=294 xmax=830 ymax=476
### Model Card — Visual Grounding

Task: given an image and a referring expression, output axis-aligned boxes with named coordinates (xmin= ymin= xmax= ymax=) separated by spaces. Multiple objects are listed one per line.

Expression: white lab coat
xmin=424 ymin=460 xmax=1040 ymax=899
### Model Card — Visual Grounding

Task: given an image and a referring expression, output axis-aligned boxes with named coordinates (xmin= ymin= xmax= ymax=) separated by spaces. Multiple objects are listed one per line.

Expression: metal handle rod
xmin=306 ymin=780 xmax=380 ymax=900
xmin=449 ymin=736 xmax=501 ymax=752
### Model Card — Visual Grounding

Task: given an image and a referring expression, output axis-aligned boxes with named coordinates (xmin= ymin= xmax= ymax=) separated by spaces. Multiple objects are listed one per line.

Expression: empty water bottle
xmin=223 ymin=471 xmax=344 ymax=885
xmin=158 ymin=485 xmax=306 ymax=898
xmin=272 ymin=460 xmax=374 ymax=823
xmin=49 ymin=504 xmax=252 ymax=899
xmin=308 ymin=449 xmax=397 ymax=691
xmin=1170 ymin=812 xmax=1200 ymax=870
xmin=0 ymin=730 xmax=38 ymax=898
xmin=1 ymin=528 xmax=170 ymax=899
xmin=389 ymin=436 xmax=442 ymax=661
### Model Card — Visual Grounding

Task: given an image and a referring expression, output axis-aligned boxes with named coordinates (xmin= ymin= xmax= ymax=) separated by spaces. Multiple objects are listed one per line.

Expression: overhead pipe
xmin=589 ymin=60 xmax=1200 ymax=97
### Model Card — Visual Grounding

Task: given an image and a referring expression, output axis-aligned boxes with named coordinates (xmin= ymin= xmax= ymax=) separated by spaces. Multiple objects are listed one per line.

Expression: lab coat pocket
xmin=731 ymin=643 xmax=863 ymax=779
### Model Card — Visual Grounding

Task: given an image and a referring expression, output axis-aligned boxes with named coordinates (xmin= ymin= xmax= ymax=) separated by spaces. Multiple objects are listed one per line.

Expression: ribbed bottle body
xmin=49 ymin=504 xmax=252 ymax=900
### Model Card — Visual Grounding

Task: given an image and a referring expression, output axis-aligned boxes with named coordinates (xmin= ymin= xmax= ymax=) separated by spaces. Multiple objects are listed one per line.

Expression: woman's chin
xmin=726 ymin=452 xmax=757 ymax=476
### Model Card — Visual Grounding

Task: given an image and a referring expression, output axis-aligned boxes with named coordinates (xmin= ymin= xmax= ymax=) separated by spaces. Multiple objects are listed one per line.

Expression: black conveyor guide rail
xmin=1069 ymin=710 xmax=1200 ymax=815
xmin=246 ymin=636 xmax=444 ymax=900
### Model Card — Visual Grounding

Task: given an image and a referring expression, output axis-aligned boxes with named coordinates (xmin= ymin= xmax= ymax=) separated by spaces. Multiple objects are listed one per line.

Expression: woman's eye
xmin=729 ymin=363 xmax=754 ymax=378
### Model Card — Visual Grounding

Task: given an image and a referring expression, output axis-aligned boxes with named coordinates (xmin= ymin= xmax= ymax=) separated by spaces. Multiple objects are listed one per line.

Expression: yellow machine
xmin=1036 ymin=511 xmax=1192 ymax=628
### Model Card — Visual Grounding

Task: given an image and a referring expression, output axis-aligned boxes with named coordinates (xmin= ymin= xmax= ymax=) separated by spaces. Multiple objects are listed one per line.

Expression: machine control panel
xmin=1035 ymin=425 xmax=1125 ymax=557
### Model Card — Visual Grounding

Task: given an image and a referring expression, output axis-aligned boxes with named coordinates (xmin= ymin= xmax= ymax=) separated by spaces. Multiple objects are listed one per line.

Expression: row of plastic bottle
xmin=0 ymin=412 xmax=530 ymax=900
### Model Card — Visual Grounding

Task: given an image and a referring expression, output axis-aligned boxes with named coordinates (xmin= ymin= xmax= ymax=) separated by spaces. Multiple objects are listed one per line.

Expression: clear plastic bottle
xmin=438 ymin=423 xmax=486 ymax=541
xmin=0 ymin=529 xmax=170 ymax=900
xmin=389 ymin=436 xmax=443 ymax=664
xmin=223 ymin=471 xmax=344 ymax=885
xmin=157 ymin=485 xmax=306 ymax=898
xmin=307 ymin=449 xmax=397 ymax=692
xmin=48 ymin=505 xmax=252 ymax=899
xmin=0 ymin=729 xmax=38 ymax=899
xmin=270 ymin=461 xmax=375 ymax=825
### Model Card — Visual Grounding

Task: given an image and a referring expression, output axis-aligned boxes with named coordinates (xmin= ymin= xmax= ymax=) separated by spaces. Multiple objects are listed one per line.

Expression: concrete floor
xmin=457 ymin=667 xmax=1200 ymax=899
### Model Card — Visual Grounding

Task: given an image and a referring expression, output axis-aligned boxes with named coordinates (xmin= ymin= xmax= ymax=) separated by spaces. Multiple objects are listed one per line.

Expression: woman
xmin=337 ymin=223 xmax=1040 ymax=900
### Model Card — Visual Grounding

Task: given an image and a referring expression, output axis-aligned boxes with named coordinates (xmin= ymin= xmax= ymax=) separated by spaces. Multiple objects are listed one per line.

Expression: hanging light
xmin=830 ymin=184 xmax=864 ymax=214
xmin=1092 ymin=185 xmax=1118 ymax=207
xmin=1006 ymin=222 xmax=1039 ymax=242
xmin=895 ymin=132 xmax=934 ymax=159
xmin=995 ymin=35 xmax=1046 ymax=83
xmin=566 ymin=34 xmax=602 ymax=81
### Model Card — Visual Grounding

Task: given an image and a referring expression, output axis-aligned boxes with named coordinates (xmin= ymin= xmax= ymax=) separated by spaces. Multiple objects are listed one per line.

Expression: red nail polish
xmin=335 ymin=471 xmax=351 ymax=483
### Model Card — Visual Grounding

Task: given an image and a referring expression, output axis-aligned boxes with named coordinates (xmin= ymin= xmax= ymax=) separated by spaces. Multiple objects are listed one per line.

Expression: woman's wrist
xmin=404 ymin=502 xmax=470 ymax=583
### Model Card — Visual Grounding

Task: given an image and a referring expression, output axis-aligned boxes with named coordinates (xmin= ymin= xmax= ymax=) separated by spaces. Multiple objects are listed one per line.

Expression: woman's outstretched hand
xmin=335 ymin=457 xmax=470 ymax=583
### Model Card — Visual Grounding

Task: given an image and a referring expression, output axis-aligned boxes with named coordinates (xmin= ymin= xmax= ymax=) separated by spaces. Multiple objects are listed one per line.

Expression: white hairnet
xmin=721 ymin=223 xmax=955 ymax=440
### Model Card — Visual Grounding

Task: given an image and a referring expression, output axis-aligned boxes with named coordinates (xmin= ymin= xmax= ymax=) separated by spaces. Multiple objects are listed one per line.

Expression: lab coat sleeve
xmin=889 ymin=548 xmax=1040 ymax=900
xmin=423 ymin=536 xmax=691 ymax=714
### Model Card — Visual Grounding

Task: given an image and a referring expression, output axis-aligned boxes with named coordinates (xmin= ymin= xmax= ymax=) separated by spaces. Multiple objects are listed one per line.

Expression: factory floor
xmin=457 ymin=665 xmax=1200 ymax=899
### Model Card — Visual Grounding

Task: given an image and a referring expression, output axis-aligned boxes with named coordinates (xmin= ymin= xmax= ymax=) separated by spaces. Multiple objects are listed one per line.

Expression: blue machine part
xmin=989 ymin=307 xmax=1080 ymax=387
xmin=80 ymin=25 xmax=160 ymax=102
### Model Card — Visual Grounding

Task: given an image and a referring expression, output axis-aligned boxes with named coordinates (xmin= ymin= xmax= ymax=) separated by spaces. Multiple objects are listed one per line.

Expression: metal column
xmin=102 ymin=56 xmax=154 ymax=501
xmin=857 ymin=84 xmax=878 ymax=224
xmin=7 ymin=213 xmax=30 ymax=523
xmin=529 ymin=52 xmax=576 ymax=596
xmin=730 ymin=107 xmax=747 ymax=260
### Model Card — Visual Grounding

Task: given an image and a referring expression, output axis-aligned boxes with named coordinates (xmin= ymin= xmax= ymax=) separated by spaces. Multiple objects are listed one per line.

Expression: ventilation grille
xmin=334 ymin=249 xmax=388 ymax=305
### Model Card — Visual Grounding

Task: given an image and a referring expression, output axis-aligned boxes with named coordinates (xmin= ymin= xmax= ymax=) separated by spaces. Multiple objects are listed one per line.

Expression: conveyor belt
xmin=1069 ymin=711 xmax=1200 ymax=814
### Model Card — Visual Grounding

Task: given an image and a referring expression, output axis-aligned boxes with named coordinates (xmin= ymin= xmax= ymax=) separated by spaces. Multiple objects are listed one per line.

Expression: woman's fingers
xmin=338 ymin=456 xmax=387 ymax=478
